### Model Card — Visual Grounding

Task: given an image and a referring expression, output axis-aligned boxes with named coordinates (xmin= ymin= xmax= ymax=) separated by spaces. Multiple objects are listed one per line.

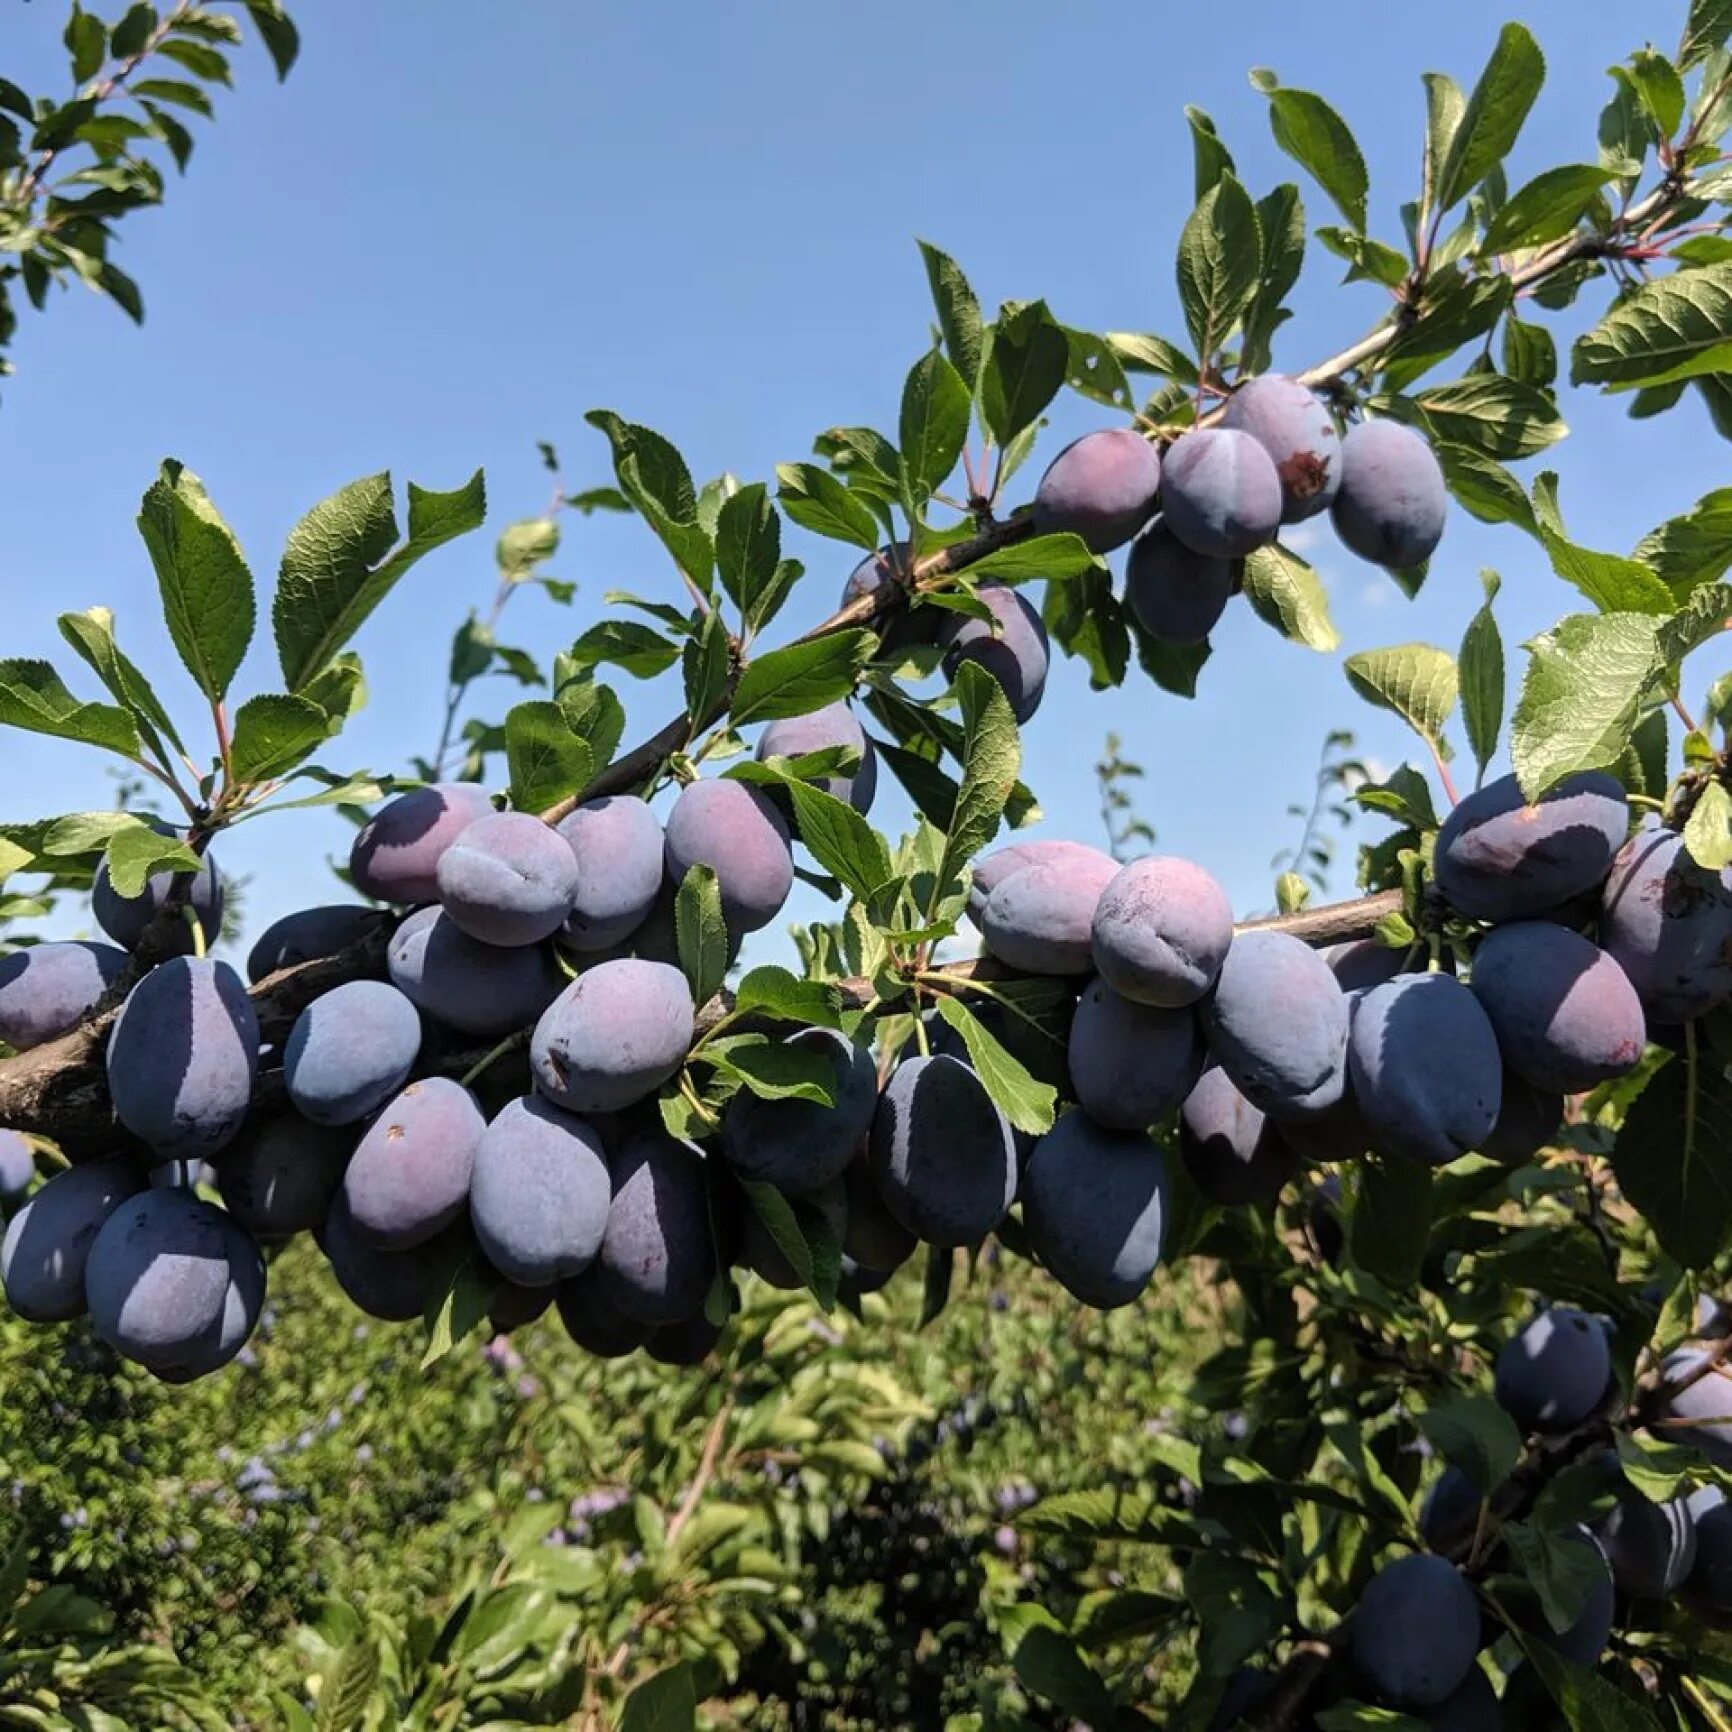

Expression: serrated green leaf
xmin=1436 ymin=23 xmax=1546 ymax=212
xmin=1105 ymin=331 xmax=1199 ymax=384
xmin=1060 ymin=326 xmax=1135 ymax=410
xmin=504 ymin=700 xmax=594 ymax=813
xmin=783 ymin=779 xmax=893 ymax=902
xmin=1256 ymin=78 xmax=1368 ymax=230
xmin=1573 ymin=262 xmax=1732 ymax=390
xmin=1530 ymin=474 xmax=1675 ymax=613
xmin=917 ymin=241 xmax=984 ymax=390
xmin=1626 ymin=48 xmax=1686 ymax=139
xmin=1611 ymin=1043 xmax=1732 ymax=1269
xmin=312 ymin=1630 xmax=378 ymax=1732
xmin=714 ymin=482 xmax=781 ymax=621
xmin=1683 ymin=0 xmax=1732 ymax=70
xmin=736 ymin=1179 xmax=840 ymax=1308
xmin=1349 ymin=1156 xmax=1432 ymax=1289
xmin=979 ymin=300 xmax=1069 ymax=447
xmin=935 ymin=663 xmax=1021 ymax=913
xmin=1001 ymin=1604 xmax=1114 ymax=1724
xmin=1503 ymin=314 xmax=1559 ymax=389
xmin=585 ymin=411 xmax=713 ymax=588
xmin=1417 ymin=1394 xmax=1521 ymax=1493
xmin=420 ymin=1256 xmax=495 ymax=1370
xmin=619 ymin=1662 xmax=697 ymax=1732
xmin=963 ymin=532 xmax=1100 ymax=586
xmin=900 ymin=347 xmax=970 ymax=506
xmin=563 ymin=618 xmax=684 ymax=681
xmin=1042 ymin=567 xmax=1128 ymax=690
xmin=1458 ymin=597 xmax=1504 ymax=783
xmin=931 ymin=996 xmax=1055 ymax=1136
xmin=103 ymin=820 xmax=202 ymax=899
xmin=0 ymin=659 xmax=139 ymax=757
xmin=1413 ymin=374 xmax=1565 ymax=458
xmin=1685 ymin=782 xmax=1732 ymax=871
xmin=229 ymin=694 xmax=330 ymax=781
xmin=57 ymin=606 xmax=185 ymax=756
xmin=1436 ymin=442 xmax=1539 ymax=535
xmin=675 ymin=863 xmax=727 ymax=1006
xmin=681 ymin=611 xmax=730 ymax=730
xmin=1242 ymin=543 xmax=1339 ymax=652
xmin=774 ymin=462 xmax=880 ymax=551
xmin=1634 ymin=486 xmax=1732 ymax=593
xmin=732 ymin=965 xmax=843 ymax=1029
xmin=1482 ymin=164 xmax=1609 ymax=253
xmin=1176 ymin=173 xmax=1261 ymax=359
xmin=730 ymin=630 xmax=874 ymax=726
xmin=496 ymin=515 xmax=558 ymax=579
xmin=1344 ymin=643 xmax=1457 ymax=750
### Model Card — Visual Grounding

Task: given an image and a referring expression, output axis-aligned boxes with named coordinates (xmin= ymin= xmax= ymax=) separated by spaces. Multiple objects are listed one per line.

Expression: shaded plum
xmin=595 ymin=1131 xmax=716 ymax=1325
xmin=1178 ymin=1066 xmax=1301 ymax=1205
xmin=1419 ymin=1466 xmax=1481 ymax=1550
xmin=1199 ymin=930 xmax=1349 ymax=1119
xmin=938 ymin=585 xmax=1050 ymax=723
xmin=349 ymin=782 xmax=495 ymax=906
xmin=435 ymin=811 xmax=580 ymax=948
xmin=841 ymin=1154 xmax=917 ymax=1273
xmin=85 ymin=1188 xmax=264 ymax=1382
xmin=1123 ymin=519 xmax=1236 ymax=645
xmin=319 ymin=1194 xmax=468 ymax=1322
xmin=216 ymin=1115 xmax=352 ymax=1239
xmin=646 ymin=1308 xmax=726 ymax=1366
xmin=1327 ymin=938 xmax=1409 ymax=993
xmin=555 ymin=795 xmax=666 ymax=953
xmin=1021 ymin=1111 xmax=1170 ymax=1308
xmin=530 ymin=958 xmax=694 ymax=1114
xmin=557 ymin=1263 xmax=652 ymax=1358
xmin=0 ymin=940 xmax=126 ymax=1049
xmin=1331 ymin=418 xmax=1447 ymax=569
xmin=1031 ymin=427 xmax=1162 ymax=553
xmin=720 ymin=1027 xmax=878 ymax=1193
xmin=981 ymin=850 xmax=1120 ymax=976
xmin=969 ymin=838 xmax=1115 ymax=923
xmin=757 ymin=701 xmax=878 ymax=814
xmin=1220 ymin=372 xmax=1341 ymax=522
xmin=0 ymin=1130 xmax=32 ymax=1200
xmin=1687 ymin=1487 xmax=1732 ymax=1613
xmin=0 ymin=1159 xmax=141 ymax=1321
xmin=1348 ymin=973 xmax=1502 ymax=1166
xmin=1067 ymin=977 xmax=1204 ymax=1131
xmin=1595 ymin=1478 xmax=1697 ymax=1599
xmin=1601 ymin=827 xmax=1732 ymax=1023
xmin=1480 ymin=1070 xmax=1561 ymax=1164
xmin=1504 ymin=1527 xmax=1613 ymax=1666
xmin=740 ymin=1179 xmax=847 ymax=1291
xmin=1425 ymin=1668 xmax=1500 ymax=1731
xmin=107 ymin=956 xmax=259 ymax=1160
xmin=387 ymin=905 xmax=565 ymax=1038
xmin=1494 ymin=1306 xmax=1612 ymax=1433
xmin=92 ymin=833 xmax=223 ymax=954
xmin=1091 ymin=854 xmax=1233 ymax=1007
xmin=1159 ymin=427 xmax=1282 ymax=559
xmin=246 ymin=904 xmax=380 ymax=984
xmin=488 ymin=1279 xmax=553 ymax=1333
xmin=1470 ymin=922 xmax=1645 ymax=1094
xmin=1207 ymin=1668 xmax=1274 ymax=1732
xmin=342 ymin=1076 xmax=484 ymax=1249
xmin=1656 ymin=1349 xmax=1732 ymax=1466
xmin=283 ymin=979 xmax=421 ymax=1126
xmin=469 ymin=1095 xmax=611 ymax=1286
xmin=1432 ymin=770 xmax=1628 ymax=924
xmin=1348 ymin=1553 xmax=1479 ymax=1708
xmin=1274 ymin=1077 xmax=1372 ymax=1165
xmin=870 ymin=1056 xmax=1017 ymax=1246
xmin=663 ymin=779 xmax=794 ymax=934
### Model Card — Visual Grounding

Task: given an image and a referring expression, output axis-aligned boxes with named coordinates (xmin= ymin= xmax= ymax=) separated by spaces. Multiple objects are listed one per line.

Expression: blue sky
xmin=2 ymin=0 xmax=1726 ymax=965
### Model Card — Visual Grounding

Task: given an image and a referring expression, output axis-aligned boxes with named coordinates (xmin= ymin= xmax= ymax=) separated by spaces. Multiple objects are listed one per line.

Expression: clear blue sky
xmin=2 ymin=1 xmax=1724 ymax=963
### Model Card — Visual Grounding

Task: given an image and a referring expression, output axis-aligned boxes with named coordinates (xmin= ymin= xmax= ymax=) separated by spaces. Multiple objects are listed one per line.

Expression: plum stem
xmin=182 ymin=905 xmax=206 ymax=961
xmin=457 ymin=1030 xmax=527 ymax=1088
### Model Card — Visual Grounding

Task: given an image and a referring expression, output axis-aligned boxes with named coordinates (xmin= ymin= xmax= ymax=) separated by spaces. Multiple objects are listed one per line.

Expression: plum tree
xmin=530 ymin=957 xmax=695 ymax=1113
xmin=870 ymin=1055 xmax=1016 ymax=1246
xmin=0 ymin=1159 xmax=141 ymax=1321
xmin=1347 ymin=1552 xmax=1479 ymax=1708
xmin=1330 ymin=418 xmax=1447 ymax=569
xmin=387 ymin=905 xmax=566 ymax=1037
xmin=92 ymin=838 xmax=223 ymax=953
xmin=1595 ymin=1475 xmax=1697 ymax=1599
xmin=319 ymin=1195 xmax=470 ymax=1323
xmin=1469 ymin=922 xmax=1646 ymax=1094
xmin=348 ymin=782 xmax=496 ymax=905
xmin=1199 ymin=929 xmax=1348 ymax=1119
xmin=215 ymin=1115 xmax=352 ymax=1240
xmin=434 ymin=810 xmax=581 ymax=947
xmin=1177 ymin=1065 xmax=1300 ymax=1204
xmin=1020 ymin=1111 xmax=1171 ymax=1307
xmin=1480 ymin=1070 xmax=1561 ymax=1165
xmin=1066 ymin=978 xmax=1204 ymax=1131
xmin=1090 ymin=855 xmax=1234 ymax=1007
xmin=757 ymin=702 xmax=878 ymax=814
xmin=0 ymin=1129 xmax=32 ymax=1200
xmin=85 ymin=1187 xmax=265 ymax=1382
xmin=106 ymin=956 xmax=260 ymax=1160
xmin=341 ymin=1076 xmax=485 ymax=1249
xmin=283 ymin=979 xmax=422 ymax=1126
xmin=1031 ymin=427 xmax=1163 ymax=552
xmin=1122 ymin=520 xmax=1237 ymax=645
xmin=980 ymin=848 xmax=1120 ymax=975
xmin=0 ymin=940 xmax=126 ymax=1049
xmin=1493 ymin=1306 xmax=1612 ymax=1432
xmin=1219 ymin=373 xmax=1341 ymax=522
xmin=1431 ymin=770 xmax=1628 ymax=924
xmin=1600 ymin=827 xmax=1732 ymax=1023
xmin=1347 ymin=973 xmax=1502 ymax=1166
xmin=245 ymin=905 xmax=380 ymax=983
xmin=1656 ymin=1350 xmax=1732 ymax=1466
xmin=554 ymin=795 xmax=666 ymax=952
xmin=937 ymin=584 xmax=1050 ymax=723
xmin=663 ymin=778 xmax=794 ymax=934
xmin=969 ymin=837 xmax=1115 ymax=922
xmin=1159 ymin=427 xmax=1282 ymax=558
xmin=556 ymin=1264 xmax=653 ymax=1358
xmin=468 ymin=1094 xmax=611 ymax=1287
xmin=594 ymin=1130 xmax=715 ymax=1325
xmin=840 ymin=1153 xmax=916 ymax=1273
xmin=720 ymin=1026 xmax=878 ymax=1192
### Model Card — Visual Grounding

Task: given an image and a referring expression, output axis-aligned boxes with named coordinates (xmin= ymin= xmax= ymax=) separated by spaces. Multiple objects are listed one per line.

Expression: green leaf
xmin=1018 ymin=1487 xmax=1221 ymax=1546
xmin=1313 ymin=1707 xmax=1427 ymax=1731
xmin=1682 ymin=0 xmax=1732 ymax=71
xmin=1435 ymin=23 xmax=1546 ymax=212
xmin=1185 ymin=103 xmax=1235 ymax=198
xmin=1423 ymin=72 xmax=1467 ymax=222
xmin=1242 ymin=183 xmax=1307 ymax=375
xmin=103 ymin=820 xmax=202 ymax=898
xmin=242 ymin=0 xmax=300 ymax=80
xmin=916 ymin=240 xmax=984 ymax=389
xmin=1105 ymin=331 xmax=1199 ymax=384
xmin=774 ymin=462 xmax=880 ymax=551
xmin=732 ymin=965 xmax=843 ymax=1029
xmin=1481 ymin=164 xmax=1609 ymax=253
xmin=1657 ymin=578 xmax=1732 ymax=665
xmin=1185 ymin=1554 xmax=1284 ymax=1678
xmin=710 ymin=1034 xmax=838 ymax=1104
xmin=1350 ymin=1156 xmax=1432 ymax=1288
xmin=505 ymin=700 xmax=594 ymax=813
xmin=963 ymin=532 xmax=1100 ymax=586
xmin=585 ymin=411 xmax=713 ymax=588
xmin=420 ymin=1256 xmax=495 ymax=1370
xmin=783 ymin=780 xmax=894 ymax=902
xmin=1042 ymin=568 xmax=1128 ymax=690
xmin=714 ymin=482 xmax=781 ymax=622
xmin=564 ymin=618 xmax=683 ymax=681
xmin=228 ymin=694 xmax=330 ymax=781
xmin=1412 ymin=374 xmax=1565 ymax=459
xmin=1613 ymin=1042 xmax=1732 ymax=1269
xmin=0 ymin=660 xmax=139 ymax=757
xmin=931 ymin=997 xmax=1056 ymax=1137
xmin=137 ymin=460 xmax=254 ymax=702
xmin=1626 ymin=48 xmax=1686 ymax=139
xmin=1060 ymin=325 xmax=1135 ymax=411
xmin=1000 ymin=1605 xmax=1113 ymax=1724
xmin=1241 ymin=543 xmax=1339 ymax=652
xmin=274 ymin=469 xmax=486 ymax=692
xmin=1634 ymin=486 xmax=1732 ymax=593
xmin=65 ymin=6 xmax=107 ymax=84
xmin=935 ymin=663 xmax=1021 ymax=915
xmin=1503 ymin=314 xmax=1559 ymax=389
xmin=1254 ymin=76 xmax=1368 ymax=230
xmin=1416 ymin=1394 xmax=1521 ymax=1494
xmin=1344 ymin=643 xmax=1458 ymax=751
xmin=899 ymin=347 xmax=971 ymax=505
xmin=1176 ymin=172 xmax=1261 ymax=358
xmin=1458 ymin=593 xmax=1505 ymax=783
xmin=1510 ymin=613 xmax=1661 ymax=799
xmin=496 ymin=515 xmax=558 ymax=579
xmin=312 ymin=1631 xmax=378 ymax=1732
xmin=736 ymin=1178 xmax=841 ymax=1307
xmin=730 ymin=630 xmax=874 ymax=726
xmin=1437 ymin=443 xmax=1539 ymax=536
xmin=619 ymin=1661 xmax=697 ymax=1732
xmin=555 ymin=678 xmax=625 ymax=771
xmin=1516 ymin=1638 xmax=1666 ymax=1732
xmin=1573 ymin=262 xmax=1732 ymax=390
xmin=979 ymin=301 xmax=1069 ymax=447
xmin=1531 ymin=475 xmax=1675 ymax=614
xmin=681 ymin=611 xmax=731 ymax=730
xmin=675 ymin=863 xmax=728 ymax=1007
xmin=1685 ymin=782 xmax=1732 ymax=871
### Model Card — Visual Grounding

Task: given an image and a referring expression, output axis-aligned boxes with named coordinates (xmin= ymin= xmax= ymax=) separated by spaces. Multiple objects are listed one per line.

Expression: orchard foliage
xmin=3 ymin=3 xmax=1732 ymax=1731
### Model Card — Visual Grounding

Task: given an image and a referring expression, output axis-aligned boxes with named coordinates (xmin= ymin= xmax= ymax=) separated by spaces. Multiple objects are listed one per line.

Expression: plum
xmin=1123 ymin=519 xmax=1236 ymax=645
xmin=1327 ymin=939 xmax=1409 ymax=994
xmin=720 ymin=1027 xmax=878 ymax=1193
xmin=349 ymin=781 xmax=495 ymax=905
xmin=1595 ymin=1478 xmax=1697 ymax=1599
xmin=1159 ymin=427 xmax=1282 ymax=559
xmin=1419 ymin=1466 xmax=1481 ymax=1550
xmin=1600 ymin=827 xmax=1732 ymax=1024
xmin=938 ymin=585 xmax=1050 ymax=724
xmin=1494 ymin=1306 xmax=1612 ymax=1433
xmin=1031 ymin=427 xmax=1162 ymax=553
xmin=969 ymin=838 xmax=1115 ymax=923
xmin=319 ymin=1193 xmax=469 ymax=1322
xmin=1433 ymin=771 xmax=1628 ymax=925
xmin=530 ymin=958 xmax=694 ymax=1114
xmin=1067 ymin=977 xmax=1204 ymax=1131
xmin=841 ymin=1154 xmax=917 ymax=1273
xmin=555 ymin=795 xmax=666 ymax=953
xmin=283 ymin=979 xmax=421 ymax=1126
xmin=1656 ymin=1348 xmax=1732 ymax=1466
xmin=468 ymin=1095 xmax=611 ymax=1287
xmin=557 ymin=1263 xmax=652 ymax=1357
xmin=216 ymin=1115 xmax=352 ymax=1240
xmin=645 ymin=1308 xmax=726 ymax=1366
xmin=1688 ymin=1486 xmax=1732 ymax=1613
xmin=663 ymin=778 xmax=794 ymax=935
xmin=435 ymin=811 xmax=580 ymax=947
xmin=757 ymin=701 xmax=878 ymax=814
xmin=1348 ymin=1553 xmax=1479 ymax=1708
xmin=594 ymin=1131 xmax=716 ymax=1325
xmin=1220 ymin=372 xmax=1341 ymax=523
xmin=0 ymin=1130 xmax=33 ymax=1201
xmin=0 ymin=940 xmax=126 ymax=1049
xmin=980 ymin=849 xmax=1120 ymax=976
xmin=1090 ymin=854 xmax=1233 ymax=1007
xmin=342 ymin=1076 xmax=484 ymax=1249
xmin=1021 ymin=1111 xmax=1170 ymax=1307
xmin=246 ymin=904 xmax=379 ymax=983
xmin=1178 ymin=1066 xmax=1300 ymax=1205
xmin=0 ymin=1159 xmax=141 ymax=1321
xmin=1480 ymin=1071 xmax=1561 ymax=1164
xmin=92 ymin=831 xmax=223 ymax=954
xmin=387 ymin=905 xmax=565 ymax=1038
xmin=1331 ymin=419 xmax=1447 ymax=569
